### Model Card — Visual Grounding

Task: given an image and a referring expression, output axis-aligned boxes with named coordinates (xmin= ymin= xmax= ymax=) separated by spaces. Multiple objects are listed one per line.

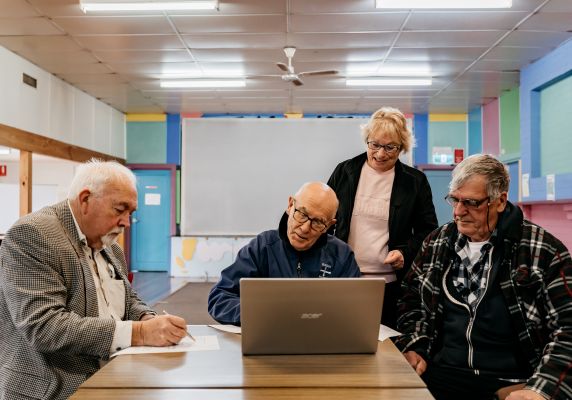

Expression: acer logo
xmin=300 ymin=313 xmax=323 ymax=319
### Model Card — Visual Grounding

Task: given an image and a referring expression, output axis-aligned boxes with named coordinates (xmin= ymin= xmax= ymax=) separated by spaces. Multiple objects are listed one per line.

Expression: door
xmin=131 ymin=170 xmax=172 ymax=271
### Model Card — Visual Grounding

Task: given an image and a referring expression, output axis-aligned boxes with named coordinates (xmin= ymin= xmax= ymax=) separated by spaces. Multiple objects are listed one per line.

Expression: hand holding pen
xmin=163 ymin=310 xmax=196 ymax=342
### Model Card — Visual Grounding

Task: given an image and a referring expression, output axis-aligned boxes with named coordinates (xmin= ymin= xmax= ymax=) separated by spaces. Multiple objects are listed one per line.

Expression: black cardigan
xmin=327 ymin=153 xmax=438 ymax=279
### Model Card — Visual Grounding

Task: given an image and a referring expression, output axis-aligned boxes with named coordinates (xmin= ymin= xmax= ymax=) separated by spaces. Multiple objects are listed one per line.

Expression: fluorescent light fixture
xmin=0 ymin=146 xmax=11 ymax=155
xmin=160 ymin=70 xmax=244 ymax=79
xmin=348 ymin=68 xmax=432 ymax=77
xmin=160 ymin=79 xmax=246 ymax=88
xmin=376 ymin=0 xmax=512 ymax=9
xmin=346 ymin=78 xmax=432 ymax=86
xmin=80 ymin=1 xmax=218 ymax=12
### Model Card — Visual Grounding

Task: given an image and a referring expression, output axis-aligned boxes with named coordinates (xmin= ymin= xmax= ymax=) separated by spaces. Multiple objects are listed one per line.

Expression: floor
xmin=131 ymin=271 xmax=190 ymax=306
xmin=131 ymin=272 xmax=217 ymax=324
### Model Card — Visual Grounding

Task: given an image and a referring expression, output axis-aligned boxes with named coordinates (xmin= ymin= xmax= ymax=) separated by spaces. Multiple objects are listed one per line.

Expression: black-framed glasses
xmin=366 ymin=141 xmax=401 ymax=154
xmin=291 ymin=200 xmax=328 ymax=232
xmin=445 ymin=195 xmax=490 ymax=209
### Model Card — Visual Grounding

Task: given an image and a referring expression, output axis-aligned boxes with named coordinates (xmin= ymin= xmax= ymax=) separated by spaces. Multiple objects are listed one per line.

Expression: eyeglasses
xmin=366 ymin=141 xmax=401 ymax=154
xmin=291 ymin=201 xmax=329 ymax=232
xmin=444 ymin=195 xmax=490 ymax=209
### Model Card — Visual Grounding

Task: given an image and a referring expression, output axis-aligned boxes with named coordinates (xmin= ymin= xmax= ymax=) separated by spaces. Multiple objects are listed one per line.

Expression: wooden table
xmin=73 ymin=325 xmax=432 ymax=399
xmin=72 ymin=388 xmax=434 ymax=399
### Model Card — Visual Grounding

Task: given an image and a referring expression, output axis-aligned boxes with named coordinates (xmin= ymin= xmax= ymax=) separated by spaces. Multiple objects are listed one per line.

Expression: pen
xmin=162 ymin=310 xmax=196 ymax=342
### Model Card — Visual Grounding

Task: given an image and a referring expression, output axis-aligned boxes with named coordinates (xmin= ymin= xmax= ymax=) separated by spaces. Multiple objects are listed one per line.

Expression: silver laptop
xmin=240 ymin=278 xmax=385 ymax=355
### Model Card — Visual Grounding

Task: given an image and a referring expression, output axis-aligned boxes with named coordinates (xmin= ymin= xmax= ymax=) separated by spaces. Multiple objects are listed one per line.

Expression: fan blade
xmin=292 ymin=78 xmax=304 ymax=86
xmin=298 ymin=70 xmax=338 ymax=77
xmin=276 ymin=62 xmax=289 ymax=72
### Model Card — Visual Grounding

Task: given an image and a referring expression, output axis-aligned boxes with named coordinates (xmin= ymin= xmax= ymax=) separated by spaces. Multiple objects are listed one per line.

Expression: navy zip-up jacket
xmin=207 ymin=213 xmax=361 ymax=325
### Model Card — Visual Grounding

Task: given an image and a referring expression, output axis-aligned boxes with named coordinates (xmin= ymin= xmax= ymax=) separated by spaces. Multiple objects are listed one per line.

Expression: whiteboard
xmin=181 ymin=118 xmax=369 ymax=236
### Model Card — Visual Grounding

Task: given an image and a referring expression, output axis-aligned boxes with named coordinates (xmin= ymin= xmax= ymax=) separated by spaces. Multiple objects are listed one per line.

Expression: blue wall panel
xmin=166 ymin=113 xmax=181 ymax=166
xmin=468 ymin=107 xmax=482 ymax=156
xmin=413 ymin=113 xmax=428 ymax=165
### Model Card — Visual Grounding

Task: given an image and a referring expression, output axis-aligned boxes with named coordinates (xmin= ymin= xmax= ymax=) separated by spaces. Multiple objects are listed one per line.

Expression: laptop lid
xmin=240 ymin=278 xmax=385 ymax=355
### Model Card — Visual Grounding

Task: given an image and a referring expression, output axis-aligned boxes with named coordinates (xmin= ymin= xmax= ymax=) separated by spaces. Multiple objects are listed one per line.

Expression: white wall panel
xmin=14 ymin=56 xmax=51 ymax=135
xmin=0 ymin=45 xmax=125 ymax=158
xmin=110 ymin=108 xmax=126 ymax=158
xmin=48 ymin=76 xmax=74 ymax=143
xmin=94 ymin=100 xmax=111 ymax=155
xmin=72 ymin=88 xmax=95 ymax=150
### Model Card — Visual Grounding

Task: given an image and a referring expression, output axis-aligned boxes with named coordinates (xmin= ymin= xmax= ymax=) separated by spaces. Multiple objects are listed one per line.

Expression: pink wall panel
xmin=482 ymin=99 xmax=500 ymax=155
xmin=521 ymin=203 xmax=572 ymax=252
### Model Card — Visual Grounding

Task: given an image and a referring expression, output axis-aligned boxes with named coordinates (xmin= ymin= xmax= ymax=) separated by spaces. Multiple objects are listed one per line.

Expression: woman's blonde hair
xmin=360 ymin=106 xmax=413 ymax=153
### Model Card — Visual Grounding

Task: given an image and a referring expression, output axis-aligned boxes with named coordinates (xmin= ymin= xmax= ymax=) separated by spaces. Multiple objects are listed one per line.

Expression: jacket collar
xmin=278 ymin=212 xmax=328 ymax=253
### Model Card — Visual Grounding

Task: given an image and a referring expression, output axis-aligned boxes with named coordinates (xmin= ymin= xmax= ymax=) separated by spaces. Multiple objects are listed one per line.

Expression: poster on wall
xmin=431 ymin=146 xmax=453 ymax=164
xmin=546 ymin=174 xmax=555 ymax=201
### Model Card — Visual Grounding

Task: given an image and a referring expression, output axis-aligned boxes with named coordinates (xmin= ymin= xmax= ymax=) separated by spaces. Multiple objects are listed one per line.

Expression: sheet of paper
xmin=111 ymin=335 xmax=219 ymax=357
xmin=208 ymin=324 xmax=242 ymax=334
xmin=378 ymin=324 xmax=401 ymax=342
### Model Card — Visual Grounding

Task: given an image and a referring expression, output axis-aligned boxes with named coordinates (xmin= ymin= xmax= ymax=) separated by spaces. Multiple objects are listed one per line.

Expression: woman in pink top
xmin=327 ymin=107 xmax=438 ymax=328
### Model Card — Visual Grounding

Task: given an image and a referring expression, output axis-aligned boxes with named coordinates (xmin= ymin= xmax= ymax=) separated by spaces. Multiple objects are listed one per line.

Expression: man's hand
xmin=504 ymin=389 xmax=546 ymax=400
xmin=384 ymin=250 xmax=405 ymax=270
xmin=404 ymin=350 xmax=427 ymax=375
xmin=131 ymin=314 xmax=187 ymax=347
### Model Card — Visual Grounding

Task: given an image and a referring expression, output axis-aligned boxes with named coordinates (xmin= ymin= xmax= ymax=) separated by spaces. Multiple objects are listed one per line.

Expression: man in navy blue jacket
xmin=208 ymin=182 xmax=361 ymax=325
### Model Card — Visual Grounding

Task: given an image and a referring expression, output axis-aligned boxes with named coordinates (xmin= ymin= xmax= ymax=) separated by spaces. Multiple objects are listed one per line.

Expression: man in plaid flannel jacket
xmin=395 ymin=154 xmax=571 ymax=400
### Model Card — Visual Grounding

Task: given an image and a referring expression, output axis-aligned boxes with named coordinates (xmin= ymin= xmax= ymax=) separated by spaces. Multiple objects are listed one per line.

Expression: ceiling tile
xmin=74 ymin=35 xmax=184 ymax=50
xmin=405 ymin=11 xmax=530 ymax=31
xmin=0 ymin=17 xmax=63 ymax=35
xmin=518 ymin=12 xmax=572 ymax=31
xmin=93 ymin=50 xmax=193 ymax=63
xmin=182 ymin=33 xmax=285 ymax=49
xmin=172 ymin=15 xmax=286 ymax=34
xmin=396 ymin=31 xmax=505 ymax=47
xmin=290 ymin=13 xmax=408 ymax=33
xmin=52 ymin=16 xmax=174 ymax=35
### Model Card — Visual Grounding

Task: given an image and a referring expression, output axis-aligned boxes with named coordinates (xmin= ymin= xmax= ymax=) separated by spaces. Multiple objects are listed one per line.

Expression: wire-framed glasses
xmin=366 ymin=141 xmax=401 ymax=154
xmin=291 ymin=201 xmax=328 ymax=232
xmin=444 ymin=195 xmax=490 ymax=209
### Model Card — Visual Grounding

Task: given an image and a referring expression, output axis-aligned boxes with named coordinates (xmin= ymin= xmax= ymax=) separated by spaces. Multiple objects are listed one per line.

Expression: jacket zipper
xmin=297 ymin=262 xmax=302 ymax=277
xmin=443 ymin=250 xmax=494 ymax=374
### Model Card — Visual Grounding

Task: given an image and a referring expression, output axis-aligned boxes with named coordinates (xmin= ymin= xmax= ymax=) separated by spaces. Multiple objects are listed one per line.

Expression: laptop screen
xmin=240 ymin=278 xmax=385 ymax=355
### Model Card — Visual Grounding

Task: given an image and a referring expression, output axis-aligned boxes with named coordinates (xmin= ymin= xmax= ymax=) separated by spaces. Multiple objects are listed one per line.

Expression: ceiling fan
xmin=250 ymin=46 xmax=339 ymax=86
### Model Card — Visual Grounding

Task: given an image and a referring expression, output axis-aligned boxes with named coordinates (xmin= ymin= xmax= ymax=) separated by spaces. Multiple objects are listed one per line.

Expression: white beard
xmin=101 ymin=228 xmax=124 ymax=247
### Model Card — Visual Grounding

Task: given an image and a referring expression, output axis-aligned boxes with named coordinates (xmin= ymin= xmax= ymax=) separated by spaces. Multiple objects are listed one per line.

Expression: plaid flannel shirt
xmin=451 ymin=231 xmax=496 ymax=307
xmin=396 ymin=202 xmax=572 ymax=400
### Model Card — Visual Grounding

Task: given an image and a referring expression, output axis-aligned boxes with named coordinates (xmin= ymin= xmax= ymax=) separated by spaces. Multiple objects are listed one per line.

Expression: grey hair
xmin=360 ymin=106 xmax=414 ymax=153
xmin=450 ymin=154 xmax=510 ymax=200
xmin=67 ymin=158 xmax=136 ymax=200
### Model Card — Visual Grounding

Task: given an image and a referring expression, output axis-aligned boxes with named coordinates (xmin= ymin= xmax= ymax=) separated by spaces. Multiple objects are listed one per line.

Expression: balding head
xmin=286 ymin=182 xmax=338 ymax=251
xmin=294 ymin=182 xmax=339 ymax=220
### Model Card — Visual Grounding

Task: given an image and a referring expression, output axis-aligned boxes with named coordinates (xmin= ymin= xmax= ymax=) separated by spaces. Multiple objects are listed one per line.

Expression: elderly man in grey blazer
xmin=0 ymin=159 xmax=187 ymax=399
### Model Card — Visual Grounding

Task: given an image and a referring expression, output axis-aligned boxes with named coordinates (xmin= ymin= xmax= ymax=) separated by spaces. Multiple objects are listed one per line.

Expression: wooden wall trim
xmin=19 ymin=150 xmax=32 ymax=216
xmin=0 ymin=123 xmax=125 ymax=163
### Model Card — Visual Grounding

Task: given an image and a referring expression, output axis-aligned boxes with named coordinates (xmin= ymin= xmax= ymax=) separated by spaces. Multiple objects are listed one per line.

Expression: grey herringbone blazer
xmin=0 ymin=201 xmax=153 ymax=399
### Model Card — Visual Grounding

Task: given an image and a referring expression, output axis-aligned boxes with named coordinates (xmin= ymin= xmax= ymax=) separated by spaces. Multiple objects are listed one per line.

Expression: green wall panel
xmin=540 ymin=74 xmax=572 ymax=176
xmin=499 ymin=88 xmax=520 ymax=161
xmin=428 ymin=121 xmax=467 ymax=163
xmin=126 ymin=121 xmax=167 ymax=163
